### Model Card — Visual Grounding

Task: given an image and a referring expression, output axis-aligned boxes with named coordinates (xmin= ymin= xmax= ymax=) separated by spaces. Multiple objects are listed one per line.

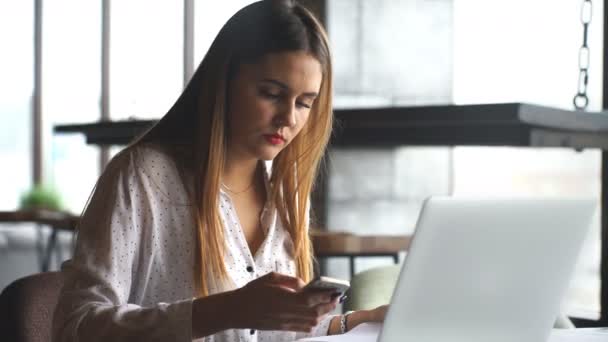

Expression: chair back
xmin=343 ymin=264 xmax=400 ymax=312
xmin=0 ymin=272 xmax=64 ymax=342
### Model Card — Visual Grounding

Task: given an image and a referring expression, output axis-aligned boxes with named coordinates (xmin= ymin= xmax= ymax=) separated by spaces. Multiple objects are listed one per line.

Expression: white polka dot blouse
xmin=52 ymin=144 xmax=335 ymax=342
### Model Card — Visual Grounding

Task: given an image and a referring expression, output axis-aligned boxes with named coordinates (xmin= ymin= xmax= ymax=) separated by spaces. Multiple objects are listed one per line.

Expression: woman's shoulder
xmin=101 ymin=143 xmax=171 ymax=176
xmin=106 ymin=142 xmax=177 ymax=172
xmin=104 ymin=143 xmax=192 ymax=204
xmin=132 ymin=143 xmax=179 ymax=171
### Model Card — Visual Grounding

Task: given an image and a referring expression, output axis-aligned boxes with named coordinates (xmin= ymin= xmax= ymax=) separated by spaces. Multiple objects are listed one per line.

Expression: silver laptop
xmin=379 ymin=197 xmax=596 ymax=342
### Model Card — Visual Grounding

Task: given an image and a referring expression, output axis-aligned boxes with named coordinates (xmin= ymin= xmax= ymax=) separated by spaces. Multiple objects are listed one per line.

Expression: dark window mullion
xmin=600 ymin=0 xmax=608 ymax=324
xmin=100 ymin=0 xmax=110 ymax=170
xmin=33 ymin=0 xmax=43 ymax=185
xmin=184 ymin=0 xmax=194 ymax=88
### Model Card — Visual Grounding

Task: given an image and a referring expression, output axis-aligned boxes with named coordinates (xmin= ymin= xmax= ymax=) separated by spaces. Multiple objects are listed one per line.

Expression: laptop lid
xmin=379 ymin=197 xmax=596 ymax=342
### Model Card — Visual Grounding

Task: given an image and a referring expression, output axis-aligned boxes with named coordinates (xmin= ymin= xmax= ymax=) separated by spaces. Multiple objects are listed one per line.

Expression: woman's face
xmin=226 ymin=51 xmax=323 ymax=161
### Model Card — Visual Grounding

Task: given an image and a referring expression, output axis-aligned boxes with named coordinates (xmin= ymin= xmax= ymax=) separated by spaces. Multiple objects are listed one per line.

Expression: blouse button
xmin=246 ymin=266 xmax=254 ymax=273
xmin=250 ymin=329 xmax=256 ymax=335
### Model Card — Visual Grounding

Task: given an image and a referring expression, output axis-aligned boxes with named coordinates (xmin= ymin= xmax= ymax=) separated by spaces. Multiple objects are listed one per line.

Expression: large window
xmin=453 ymin=0 xmax=603 ymax=109
xmin=0 ymin=1 xmax=33 ymax=209
xmin=453 ymin=0 xmax=604 ymax=317
xmin=108 ymin=0 xmax=184 ymax=159
xmin=107 ymin=0 xmax=255 ymax=160
xmin=110 ymin=0 xmax=183 ymax=120
xmin=327 ymin=0 xmax=604 ymax=316
xmin=43 ymin=0 xmax=101 ymax=213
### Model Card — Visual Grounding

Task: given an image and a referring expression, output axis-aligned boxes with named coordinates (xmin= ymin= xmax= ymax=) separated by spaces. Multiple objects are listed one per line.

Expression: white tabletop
xmin=295 ymin=324 xmax=608 ymax=342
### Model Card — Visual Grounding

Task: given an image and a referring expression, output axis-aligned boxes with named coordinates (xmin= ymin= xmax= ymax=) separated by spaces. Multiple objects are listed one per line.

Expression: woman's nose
xmin=274 ymin=102 xmax=297 ymax=128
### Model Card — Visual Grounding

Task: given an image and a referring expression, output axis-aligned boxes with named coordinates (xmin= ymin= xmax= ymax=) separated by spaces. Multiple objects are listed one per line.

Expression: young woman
xmin=52 ymin=1 xmax=386 ymax=341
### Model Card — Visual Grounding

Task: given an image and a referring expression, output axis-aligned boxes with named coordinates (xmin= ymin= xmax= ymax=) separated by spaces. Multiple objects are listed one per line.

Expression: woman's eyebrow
xmin=260 ymin=78 xmax=318 ymax=98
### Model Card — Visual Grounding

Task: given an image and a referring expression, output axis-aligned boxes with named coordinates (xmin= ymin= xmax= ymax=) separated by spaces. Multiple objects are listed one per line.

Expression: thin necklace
xmin=221 ymin=178 xmax=256 ymax=195
xmin=222 ymin=163 xmax=261 ymax=195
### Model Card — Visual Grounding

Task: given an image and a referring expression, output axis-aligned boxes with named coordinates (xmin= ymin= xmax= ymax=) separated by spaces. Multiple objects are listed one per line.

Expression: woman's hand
xmin=228 ymin=272 xmax=339 ymax=333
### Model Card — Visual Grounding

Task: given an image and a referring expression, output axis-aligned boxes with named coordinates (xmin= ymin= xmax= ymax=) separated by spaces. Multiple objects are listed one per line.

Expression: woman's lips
xmin=263 ymin=134 xmax=285 ymax=145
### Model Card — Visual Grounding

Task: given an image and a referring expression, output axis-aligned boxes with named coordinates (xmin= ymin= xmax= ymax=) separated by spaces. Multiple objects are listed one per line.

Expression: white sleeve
xmin=52 ymin=151 xmax=193 ymax=342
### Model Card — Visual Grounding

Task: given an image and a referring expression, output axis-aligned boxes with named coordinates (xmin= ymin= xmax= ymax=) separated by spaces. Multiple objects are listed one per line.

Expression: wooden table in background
xmin=0 ymin=210 xmax=79 ymax=271
xmin=0 ymin=211 xmax=410 ymax=276
xmin=311 ymin=229 xmax=411 ymax=277
xmin=0 ymin=210 xmax=79 ymax=229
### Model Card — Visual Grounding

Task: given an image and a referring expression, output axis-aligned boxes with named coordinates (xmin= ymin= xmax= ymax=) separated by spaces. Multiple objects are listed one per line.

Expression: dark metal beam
xmin=33 ymin=0 xmax=43 ymax=185
xmin=600 ymin=0 xmax=608 ymax=324
xmin=100 ymin=0 xmax=111 ymax=170
xmin=55 ymin=103 xmax=608 ymax=149
xmin=183 ymin=0 xmax=194 ymax=87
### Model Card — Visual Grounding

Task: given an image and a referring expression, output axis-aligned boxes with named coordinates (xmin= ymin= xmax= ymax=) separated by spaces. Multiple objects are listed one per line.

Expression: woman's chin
xmin=258 ymin=151 xmax=279 ymax=161
xmin=253 ymin=144 xmax=285 ymax=161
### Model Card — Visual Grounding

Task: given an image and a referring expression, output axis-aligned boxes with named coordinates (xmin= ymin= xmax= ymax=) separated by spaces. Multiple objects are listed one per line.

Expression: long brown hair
xmin=131 ymin=0 xmax=333 ymax=296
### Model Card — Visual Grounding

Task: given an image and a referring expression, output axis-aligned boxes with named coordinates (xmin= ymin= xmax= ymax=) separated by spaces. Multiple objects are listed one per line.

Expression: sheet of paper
xmin=295 ymin=322 xmax=382 ymax=342
xmin=548 ymin=328 xmax=608 ymax=342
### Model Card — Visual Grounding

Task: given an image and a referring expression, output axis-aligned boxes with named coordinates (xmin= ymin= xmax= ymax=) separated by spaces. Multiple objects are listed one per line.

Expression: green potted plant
xmin=19 ymin=184 xmax=64 ymax=212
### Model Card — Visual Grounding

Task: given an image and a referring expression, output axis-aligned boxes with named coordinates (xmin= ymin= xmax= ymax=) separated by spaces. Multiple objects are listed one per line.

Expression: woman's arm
xmin=53 ymin=150 xmax=194 ymax=342
xmin=190 ymin=289 xmax=235 ymax=338
xmin=191 ymin=272 xmax=338 ymax=339
xmin=327 ymin=305 xmax=388 ymax=335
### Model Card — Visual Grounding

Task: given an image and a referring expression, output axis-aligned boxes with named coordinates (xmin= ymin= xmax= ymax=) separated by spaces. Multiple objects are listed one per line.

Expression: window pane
xmin=110 ymin=0 xmax=183 ymax=120
xmin=328 ymin=0 xmax=453 ymax=108
xmin=0 ymin=1 xmax=33 ymax=209
xmin=43 ymin=0 xmax=101 ymax=213
xmin=453 ymin=0 xmax=603 ymax=110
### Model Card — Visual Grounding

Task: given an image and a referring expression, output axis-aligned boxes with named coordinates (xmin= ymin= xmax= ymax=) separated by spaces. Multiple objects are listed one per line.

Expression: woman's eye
xmin=296 ymin=102 xmax=311 ymax=109
xmin=260 ymin=89 xmax=280 ymax=99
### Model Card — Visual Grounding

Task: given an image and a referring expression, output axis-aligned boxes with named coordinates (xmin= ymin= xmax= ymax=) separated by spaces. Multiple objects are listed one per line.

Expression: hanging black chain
xmin=573 ymin=0 xmax=593 ymax=110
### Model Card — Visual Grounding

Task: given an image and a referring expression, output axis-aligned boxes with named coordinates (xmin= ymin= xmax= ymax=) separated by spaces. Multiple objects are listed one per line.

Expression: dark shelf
xmin=55 ymin=102 xmax=608 ymax=149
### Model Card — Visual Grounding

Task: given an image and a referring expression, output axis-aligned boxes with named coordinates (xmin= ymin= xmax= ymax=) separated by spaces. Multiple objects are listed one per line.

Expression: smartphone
xmin=302 ymin=276 xmax=350 ymax=301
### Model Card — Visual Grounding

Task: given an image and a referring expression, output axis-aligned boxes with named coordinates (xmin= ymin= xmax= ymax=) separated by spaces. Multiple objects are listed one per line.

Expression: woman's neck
xmin=222 ymin=155 xmax=260 ymax=193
